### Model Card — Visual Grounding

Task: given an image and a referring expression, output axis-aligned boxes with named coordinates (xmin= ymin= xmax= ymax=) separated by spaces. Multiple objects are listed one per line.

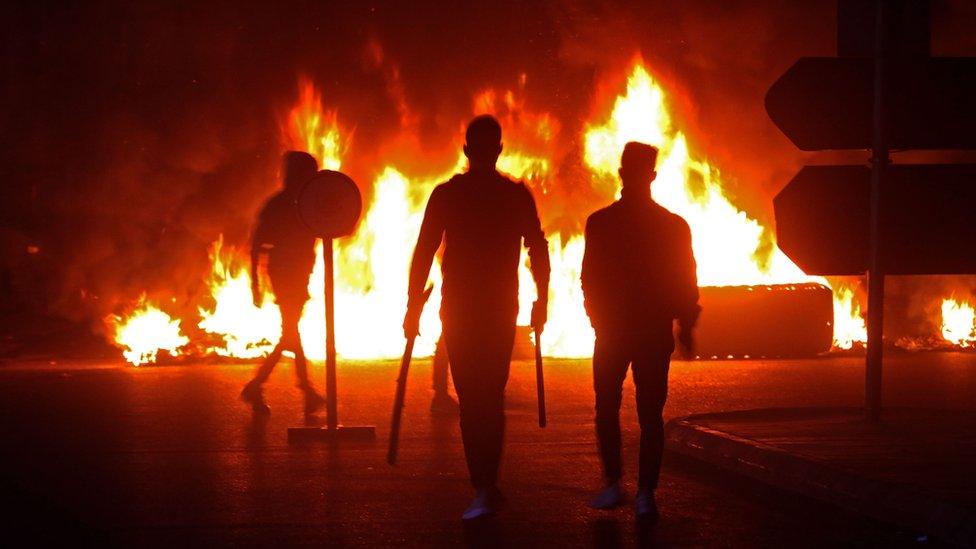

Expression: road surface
xmin=2 ymin=353 xmax=972 ymax=546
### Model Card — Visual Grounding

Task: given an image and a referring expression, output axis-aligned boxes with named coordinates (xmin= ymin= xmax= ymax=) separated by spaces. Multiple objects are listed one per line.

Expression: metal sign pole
xmin=324 ymin=238 xmax=338 ymax=431
xmin=865 ymin=0 xmax=888 ymax=421
xmin=287 ymin=169 xmax=374 ymax=443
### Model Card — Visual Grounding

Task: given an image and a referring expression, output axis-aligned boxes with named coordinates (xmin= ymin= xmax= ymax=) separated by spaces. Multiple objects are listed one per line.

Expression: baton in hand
xmin=534 ymin=327 xmax=546 ymax=428
xmin=388 ymin=285 xmax=434 ymax=465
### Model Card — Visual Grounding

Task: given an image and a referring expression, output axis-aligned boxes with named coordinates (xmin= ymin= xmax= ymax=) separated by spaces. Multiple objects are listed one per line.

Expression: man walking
xmin=582 ymin=142 xmax=700 ymax=520
xmin=404 ymin=115 xmax=550 ymax=520
xmin=240 ymin=151 xmax=326 ymax=416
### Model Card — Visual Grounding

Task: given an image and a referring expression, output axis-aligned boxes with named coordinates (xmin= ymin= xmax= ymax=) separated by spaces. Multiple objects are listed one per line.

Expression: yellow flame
xmin=109 ymin=297 xmax=188 ymax=366
xmin=286 ymin=77 xmax=347 ymax=171
xmin=316 ymin=167 xmax=447 ymax=358
xmin=120 ymin=62 xmax=972 ymax=364
xmin=941 ymin=298 xmax=976 ymax=347
xmin=831 ymin=286 xmax=867 ymax=349
xmin=198 ymin=237 xmax=281 ymax=358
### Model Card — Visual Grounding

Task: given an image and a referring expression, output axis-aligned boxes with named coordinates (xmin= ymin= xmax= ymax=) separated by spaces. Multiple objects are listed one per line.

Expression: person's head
xmin=618 ymin=142 xmax=658 ymax=197
xmin=463 ymin=115 xmax=503 ymax=170
xmin=281 ymin=151 xmax=318 ymax=190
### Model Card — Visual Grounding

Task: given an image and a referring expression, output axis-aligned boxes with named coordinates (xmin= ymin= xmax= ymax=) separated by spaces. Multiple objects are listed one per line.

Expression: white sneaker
xmin=635 ymin=488 xmax=658 ymax=520
xmin=590 ymin=482 xmax=623 ymax=509
xmin=461 ymin=489 xmax=494 ymax=520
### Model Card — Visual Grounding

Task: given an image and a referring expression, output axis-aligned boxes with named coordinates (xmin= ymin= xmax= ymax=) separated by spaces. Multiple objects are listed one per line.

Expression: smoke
xmin=2 ymin=1 xmax=974 ymax=342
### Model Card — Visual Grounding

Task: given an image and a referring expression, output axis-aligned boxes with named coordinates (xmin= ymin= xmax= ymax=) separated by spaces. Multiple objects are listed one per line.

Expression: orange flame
xmin=941 ymin=298 xmax=976 ymax=347
xmin=113 ymin=60 xmax=962 ymax=365
xmin=284 ymin=77 xmax=348 ymax=171
xmin=831 ymin=285 xmax=867 ymax=350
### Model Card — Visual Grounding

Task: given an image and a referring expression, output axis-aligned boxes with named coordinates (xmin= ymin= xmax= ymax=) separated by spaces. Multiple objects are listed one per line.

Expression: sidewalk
xmin=665 ymin=407 xmax=976 ymax=546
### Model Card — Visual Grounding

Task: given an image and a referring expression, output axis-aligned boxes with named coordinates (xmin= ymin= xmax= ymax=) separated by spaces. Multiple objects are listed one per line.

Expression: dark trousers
xmin=252 ymin=297 xmax=309 ymax=387
xmin=443 ymin=319 xmax=516 ymax=489
xmin=593 ymin=331 xmax=673 ymax=489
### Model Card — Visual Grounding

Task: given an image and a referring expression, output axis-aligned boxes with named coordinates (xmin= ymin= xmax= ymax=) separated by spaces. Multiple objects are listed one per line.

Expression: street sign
xmin=768 ymin=0 xmax=976 ymax=420
xmin=297 ymin=170 xmax=362 ymax=238
xmin=765 ymin=57 xmax=976 ymax=151
xmin=288 ymin=169 xmax=374 ymax=443
xmin=774 ymin=164 xmax=976 ymax=275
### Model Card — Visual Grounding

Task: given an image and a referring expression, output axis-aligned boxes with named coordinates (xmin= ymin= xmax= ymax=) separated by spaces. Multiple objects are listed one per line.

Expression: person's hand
xmin=531 ymin=299 xmax=548 ymax=333
xmin=403 ymin=307 xmax=422 ymax=340
xmin=251 ymin=280 xmax=263 ymax=308
xmin=677 ymin=325 xmax=695 ymax=359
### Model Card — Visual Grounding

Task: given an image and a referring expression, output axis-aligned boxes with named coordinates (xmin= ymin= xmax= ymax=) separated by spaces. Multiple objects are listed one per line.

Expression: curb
xmin=665 ymin=412 xmax=976 ymax=547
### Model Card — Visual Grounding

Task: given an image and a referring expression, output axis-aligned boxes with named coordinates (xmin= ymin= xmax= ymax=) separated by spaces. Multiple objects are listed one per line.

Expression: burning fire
xmin=198 ymin=237 xmax=281 ymax=359
xmin=831 ymin=286 xmax=867 ymax=350
xmin=111 ymin=59 xmax=968 ymax=365
xmin=286 ymin=78 xmax=346 ymax=171
xmin=108 ymin=297 xmax=188 ymax=366
xmin=941 ymin=298 xmax=976 ymax=348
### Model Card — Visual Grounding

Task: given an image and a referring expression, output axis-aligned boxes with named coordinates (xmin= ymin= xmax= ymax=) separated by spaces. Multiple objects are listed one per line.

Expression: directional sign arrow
xmin=765 ymin=57 xmax=976 ymax=151
xmin=774 ymin=164 xmax=976 ymax=275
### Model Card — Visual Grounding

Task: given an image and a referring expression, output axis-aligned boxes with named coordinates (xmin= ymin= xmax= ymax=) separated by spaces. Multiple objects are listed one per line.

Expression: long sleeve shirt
xmin=581 ymin=196 xmax=700 ymax=335
xmin=408 ymin=170 xmax=550 ymax=324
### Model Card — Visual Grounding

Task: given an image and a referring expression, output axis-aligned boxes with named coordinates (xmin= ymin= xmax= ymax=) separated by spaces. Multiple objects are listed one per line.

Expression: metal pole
xmin=325 ymin=238 xmax=338 ymax=430
xmin=534 ymin=328 xmax=546 ymax=428
xmin=865 ymin=0 xmax=888 ymax=421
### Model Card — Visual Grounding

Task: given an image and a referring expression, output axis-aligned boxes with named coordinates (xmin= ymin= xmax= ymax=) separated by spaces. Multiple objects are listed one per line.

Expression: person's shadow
xmin=591 ymin=516 xmax=659 ymax=548
xmin=462 ymin=516 xmax=503 ymax=548
xmin=635 ymin=516 xmax=660 ymax=547
xmin=245 ymin=410 xmax=269 ymax=450
xmin=591 ymin=518 xmax=623 ymax=548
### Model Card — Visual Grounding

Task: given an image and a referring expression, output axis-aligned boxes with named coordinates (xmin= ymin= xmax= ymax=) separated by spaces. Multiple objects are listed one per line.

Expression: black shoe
xmin=591 ymin=482 xmax=624 ymax=509
xmin=461 ymin=486 xmax=505 ymax=520
xmin=240 ymin=382 xmax=270 ymax=415
xmin=635 ymin=489 xmax=658 ymax=522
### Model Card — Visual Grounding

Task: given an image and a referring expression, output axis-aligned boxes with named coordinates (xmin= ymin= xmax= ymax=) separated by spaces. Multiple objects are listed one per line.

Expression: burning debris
xmin=107 ymin=296 xmax=188 ymax=366
xmin=942 ymin=298 xmax=976 ymax=348
xmin=105 ymin=60 xmax=971 ymax=366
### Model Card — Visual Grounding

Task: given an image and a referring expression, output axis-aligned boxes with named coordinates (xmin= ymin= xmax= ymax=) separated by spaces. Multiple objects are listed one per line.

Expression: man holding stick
xmin=404 ymin=115 xmax=550 ymax=520
xmin=582 ymin=142 xmax=700 ymax=520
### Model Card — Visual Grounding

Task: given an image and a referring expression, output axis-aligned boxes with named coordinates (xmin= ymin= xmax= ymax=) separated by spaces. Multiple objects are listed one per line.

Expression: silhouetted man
xmin=405 ymin=115 xmax=550 ymax=520
xmin=582 ymin=142 xmax=700 ymax=520
xmin=240 ymin=151 xmax=326 ymax=416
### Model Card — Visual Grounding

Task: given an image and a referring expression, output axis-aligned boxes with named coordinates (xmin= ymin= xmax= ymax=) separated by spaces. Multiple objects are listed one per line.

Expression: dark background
xmin=2 ymin=0 xmax=975 ymax=346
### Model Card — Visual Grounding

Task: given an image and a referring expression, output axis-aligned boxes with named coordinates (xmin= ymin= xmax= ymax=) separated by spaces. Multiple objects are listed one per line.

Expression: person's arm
xmin=580 ymin=216 xmax=600 ymax=327
xmin=250 ymin=209 xmax=270 ymax=307
xmin=674 ymin=220 xmax=701 ymax=355
xmin=521 ymin=185 xmax=550 ymax=332
xmin=404 ymin=186 xmax=446 ymax=337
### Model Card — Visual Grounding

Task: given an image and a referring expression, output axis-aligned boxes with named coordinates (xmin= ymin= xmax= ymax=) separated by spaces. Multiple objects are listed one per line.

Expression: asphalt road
xmin=1 ymin=352 xmax=972 ymax=546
